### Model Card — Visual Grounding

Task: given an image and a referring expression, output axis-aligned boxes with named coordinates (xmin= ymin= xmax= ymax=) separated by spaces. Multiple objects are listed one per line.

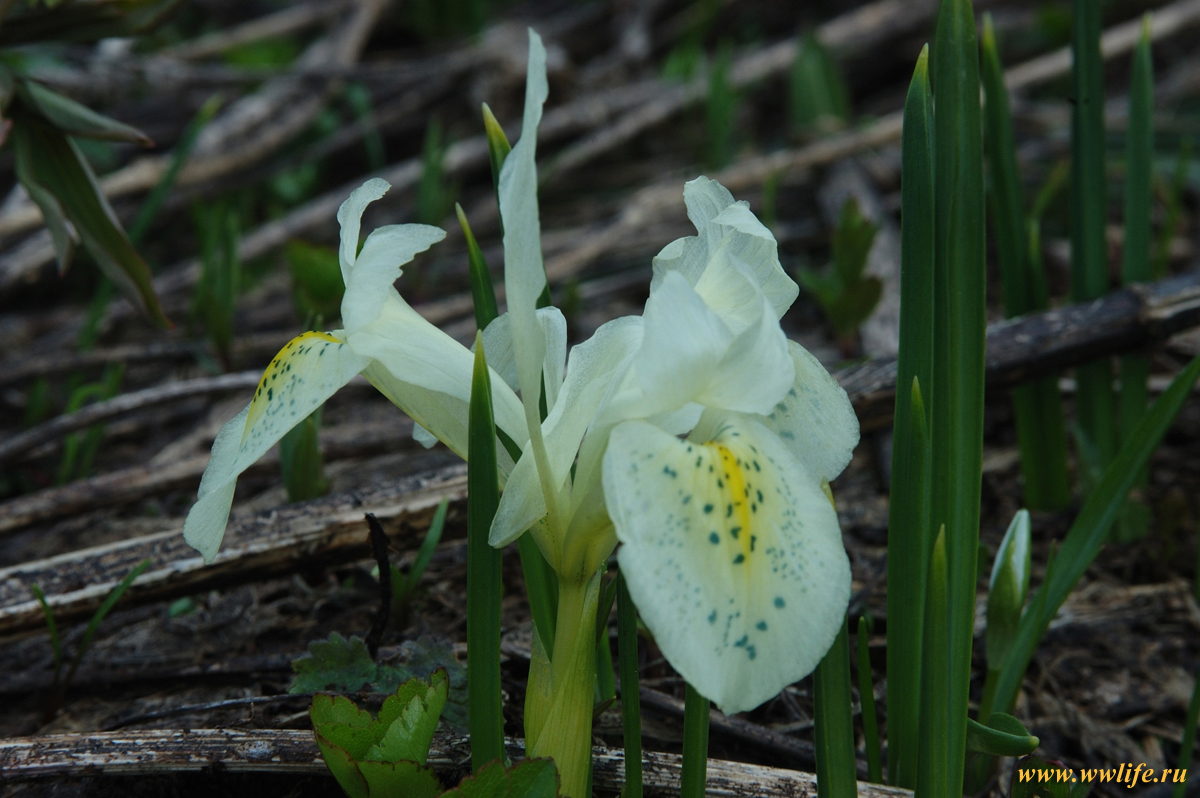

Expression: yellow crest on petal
xmin=245 ymin=331 xmax=343 ymax=435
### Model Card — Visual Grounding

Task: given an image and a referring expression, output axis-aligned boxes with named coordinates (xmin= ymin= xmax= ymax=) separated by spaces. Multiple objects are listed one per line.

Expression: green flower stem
xmin=930 ymin=0 xmax=986 ymax=792
xmin=616 ymin=573 xmax=642 ymax=798
xmin=467 ymin=334 xmax=505 ymax=771
xmin=856 ymin=617 xmax=882 ymax=784
xmin=981 ymin=13 xmax=1071 ymax=512
xmin=525 ymin=572 xmax=600 ymax=798
xmin=1119 ymin=18 xmax=1155 ymax=531
xmin=1071 ymin=0 xmax=1117 ymax=486
xmin=814 ymin=617 xmax=857 ymax=798
xmin=886 ymin=43 xmax=933 ymax=789
xmin=680 ymin=683 xmax=710 ymax=798
xmin=917 ymin=527 xmax=949 ymax=798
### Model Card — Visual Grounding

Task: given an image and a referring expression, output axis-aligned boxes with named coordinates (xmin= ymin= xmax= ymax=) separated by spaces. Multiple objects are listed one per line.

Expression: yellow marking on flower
xmin=245 ymin=331 xmax=342 ymax=437
xmin=708 ymin=443 xmax=753 ymax=563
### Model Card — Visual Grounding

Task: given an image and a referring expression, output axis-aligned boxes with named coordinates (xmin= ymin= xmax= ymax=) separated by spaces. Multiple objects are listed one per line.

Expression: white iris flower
xmin=182 ymin=27 xmax=859 ymax=730
xmin=180 ymin=179 xmax=534 ymax=563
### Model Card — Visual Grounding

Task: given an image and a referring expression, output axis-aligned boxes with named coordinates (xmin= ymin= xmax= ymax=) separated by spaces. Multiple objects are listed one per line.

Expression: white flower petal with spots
xmin=603 ymin=412 xmax=850 ymax=714
xmin=758 ymin=341 xmax=860 ymax=483
xmin=183 ymin=332 xmax=369 ymax=562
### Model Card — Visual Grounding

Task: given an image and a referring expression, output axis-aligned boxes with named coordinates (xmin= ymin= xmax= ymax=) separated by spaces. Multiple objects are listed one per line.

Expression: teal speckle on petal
xmin=774 ymin=596 xmax=786 ymax=608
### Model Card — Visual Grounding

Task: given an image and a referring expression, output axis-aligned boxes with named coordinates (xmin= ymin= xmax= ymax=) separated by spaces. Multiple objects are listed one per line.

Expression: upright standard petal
xmin=758 ymin=341 xmax=860 ymax=482
xmin=478 ymin=307 xmax=568 ymax=407
xmin=489 ymin=316 xmax=643 ymax=551
xmin=603 ymin=412 xmax=851 ymax=714
xmin=342 ymin=224 xmax=446 ymax=333
xmin=183 ymin=332 xmax=370 ymax=562
xmin=634 ymin=270 xmax=793 ymax=418
xmin=651 ymin=177 xmax=799 ymax=321
xmin=336 ymin=178 xmax=390 ymax=286
xmin=498 ymin=29 xmax=550 ymax=414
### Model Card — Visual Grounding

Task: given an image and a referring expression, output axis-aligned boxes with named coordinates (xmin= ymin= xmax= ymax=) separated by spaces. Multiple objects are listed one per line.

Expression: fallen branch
xmin=0 ymin=331 xmax=292 ymax=388
xmin=0 ymin=729 xmax=913 ymax=798
xmin=0 ymin=371 xmax=263 ymax=467
xmin=0 ymin=413 xmax=421 ymax=534
xmin=845 ymin=271 xmax=1200 ymax=429
xmin=0 ymin=462 xmax=466 ymax=635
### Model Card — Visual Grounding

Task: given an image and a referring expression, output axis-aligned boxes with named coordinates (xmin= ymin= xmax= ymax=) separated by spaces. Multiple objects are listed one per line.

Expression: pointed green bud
xmin=482 ymin=103 xmax=511 ymax=194
xmin=986 ymin=509 xmax=1031 ymax=670
xmin=457 ymin=203 xmax=499 ymax=330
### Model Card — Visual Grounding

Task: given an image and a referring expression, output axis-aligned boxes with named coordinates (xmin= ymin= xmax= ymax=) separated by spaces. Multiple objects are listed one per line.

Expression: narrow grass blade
xmin=30 ymin=584 xmax=62 ymax=685
xmin=993 ymin=354 xmax=1200 ymax=716
xmin=518 ymin=533 xmax=558 ymax=657
xmin=64 ymin=558 xmax=150 ymax=686
xmin=594 ymin=572 xmax=617 ymax=706
xmin=458 ymin=204 xmax=500 ymax=331
xmin=981 ymin=13 xmax=1071 ymax=511
xmin=467 ymin=332 xmax=505 ymax=771
xmin=280 ymin=406 xmax=328 ymax=503
xmin=406 ymin=497 xmax=449 ymax=597
xmin=616 ymin=572 xmax=642 ymax=798
xmin=1071 ymin=0 xmax=1117 ymax=483
xmin=856 ymin=616 xmax=882 ymax=784
xmin=886 ymin=44 xmax=934 ymax=788
xmin=814 ymin=617 xmax=857 ymax=798
xmin=917 ymin=527 xmax=949 ymax=798
xmin=930 ymin=0 xmax=986 ymax=791
xmin=1119 ymin=18 xmax=1155 ymax=536
xmin=128 ymin=94 xmax=222 ymax=247
xmin=1175 ymin=669 xmax=1200 ymax=798
xmin=1154 ymin=138 xmax=1193 ymax=279
xmin=679 ymin=683 xmax=711 ymax=798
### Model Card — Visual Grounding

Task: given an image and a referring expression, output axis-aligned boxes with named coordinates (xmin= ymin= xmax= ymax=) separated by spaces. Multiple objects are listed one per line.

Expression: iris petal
xmin=603 ymin=411 xmax=850 ymax=714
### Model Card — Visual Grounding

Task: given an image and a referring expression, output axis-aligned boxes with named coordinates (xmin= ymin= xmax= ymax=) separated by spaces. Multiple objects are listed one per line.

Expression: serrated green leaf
xmin=965 ymin=714 xmax=1039 ymax=757
xmin=829 ymin=276 xmax=882 ymax=337
xmin=365 ymin=669 xmax=448 ymax=765
xmin=18 ymin=80 xmax=151 ymax=144
xmin=442 ymin=758 xmax=560 ymax=798
xmin=313 ymin=734 xmax=370 ymax=798
xmin=290 ymin=633 xmax=377 ymax=694
xmin=356 ymin=759 xmax=441 ymax=798
xmin=9 ymin=112 xmax=168 ymax=328
xmin=317 ymin=722 xmax=379 ymax=762
xmin=371 ymin=638 xmax=469 ymax=733
xmin=831 ymin=198 xmax=877 ymax=286
xmin=311 ymin=693 xmax=374 ymax=728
